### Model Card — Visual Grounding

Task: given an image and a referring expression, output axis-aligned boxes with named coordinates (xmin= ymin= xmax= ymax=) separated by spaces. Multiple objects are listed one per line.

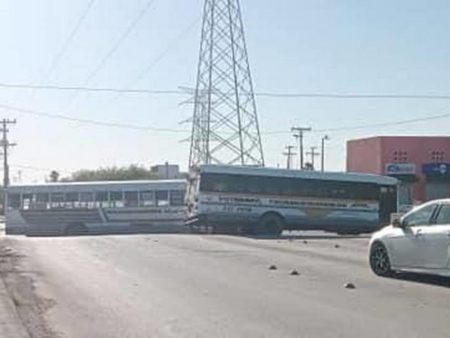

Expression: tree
xmin=303 ymin=163 xmax=315 ymax=171
xmin=65 ymin=165 xmax=159 ymax=182
xmin=49 ymin=170 xmax=60 ymax=182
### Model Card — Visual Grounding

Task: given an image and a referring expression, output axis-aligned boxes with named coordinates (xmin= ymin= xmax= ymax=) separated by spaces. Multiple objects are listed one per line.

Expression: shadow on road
xmin=245 ymin=233 xmax=371 ymax=241
xmin=25 ymin=229 xmax=188 ymax=238
xmin=393 ymin=273 xmax=450 ymax=288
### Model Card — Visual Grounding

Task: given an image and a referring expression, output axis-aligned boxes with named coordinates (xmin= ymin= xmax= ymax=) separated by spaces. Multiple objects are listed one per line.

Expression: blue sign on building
xmin=422 ymin=163 xmax=450 ymax=176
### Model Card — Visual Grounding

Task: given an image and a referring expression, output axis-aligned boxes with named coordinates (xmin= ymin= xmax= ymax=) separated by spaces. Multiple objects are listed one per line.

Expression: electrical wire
xmin=124 ymin=16 xmax=201 ymax=89
xmin=0 ymin=83 xmax=181 ymax=95
xmin=2 ymin=81 xmax=450 ymax=101
xmin=315 ymin=113 xmax=450 ymax=132
xmin=0 ymin=102 xmax=449 ymax=136
xmin=264 ymin=113 xmax=450 ymax=135
xmin=80 ymin=0 xmax=157 ymax=87
xmin=40 ymin=0 xmax=98 ymax=84
xmin=0 ymin=103 xmax=186 ymax=133
xmin=11 ymin=164 xmax=72 ymax=174
xmin=255 ymin=92 xmax=450 ymax=100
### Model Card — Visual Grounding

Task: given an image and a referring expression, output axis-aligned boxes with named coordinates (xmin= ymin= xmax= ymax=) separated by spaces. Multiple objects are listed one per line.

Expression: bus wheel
xmin=257 ymin=213 xmax=284 ymax=236
xmin=64 ymin=223 xmax=88 ymax=236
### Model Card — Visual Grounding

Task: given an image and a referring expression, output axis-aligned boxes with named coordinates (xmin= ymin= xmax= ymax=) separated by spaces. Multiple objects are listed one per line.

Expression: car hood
xmin=370 ymin=225 xmax=394 ymax=244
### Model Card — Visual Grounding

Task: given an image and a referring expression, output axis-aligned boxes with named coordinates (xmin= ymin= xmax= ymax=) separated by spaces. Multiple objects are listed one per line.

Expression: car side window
xmin=434 ymin=204 xmax=450 ymax=225
xmin=403 ymin=204 xmax=436 ymax=227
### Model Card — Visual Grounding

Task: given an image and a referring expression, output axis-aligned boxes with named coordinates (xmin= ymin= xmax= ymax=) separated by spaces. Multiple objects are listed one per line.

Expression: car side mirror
xmin=392 ymin=218 xmax=404 ymax=228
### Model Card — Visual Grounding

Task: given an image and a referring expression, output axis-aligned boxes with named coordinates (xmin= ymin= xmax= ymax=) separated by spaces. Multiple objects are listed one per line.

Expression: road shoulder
xmin=0 ymin=238 xmax=57 ymax=338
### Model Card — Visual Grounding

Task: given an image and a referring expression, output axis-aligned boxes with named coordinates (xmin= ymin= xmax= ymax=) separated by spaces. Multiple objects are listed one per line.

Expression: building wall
xmin=347 ymin=137 xmax=382 ymax=174
xmin=151 ymin=163 xmax=181 ymax=180
xmin=347 ymin=136 xmax=450 ymax=203
xmin=379 ymin=137 xmax=450 ymax=202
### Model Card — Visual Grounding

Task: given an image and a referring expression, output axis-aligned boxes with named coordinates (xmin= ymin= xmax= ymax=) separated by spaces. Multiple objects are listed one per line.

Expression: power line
xmin=0 ymin=102 xmax=448 ymax=136
xmin=61 ymin=0 xmax=158 ymax=108
xmin=123 ymin=16 xmax=201 ymax=90
xmin=0 ymin=103 xmax=186 ymax=133
xmin=40 ymin=0 xmax=98 ymax=84
xmin=265 ymin=113 xmax=450 ymax=135
xmin=11 ymin=164 xmax=72 ymax=174
xmin=315 ymin=113 xmax=450 ymax=132
xmin=255 ymin=92 xmax=450 ymax=100
xmin=0 ymin=83 xmax=181 ymax=95
xmin=80 ymin=0 xmax=157 ymax=87
xmin=2 ymin=81 xmax=450 ymax=101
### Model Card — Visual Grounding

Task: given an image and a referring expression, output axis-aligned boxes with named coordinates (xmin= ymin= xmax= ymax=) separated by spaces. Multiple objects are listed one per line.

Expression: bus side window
xmin=95 ymin=191 xmax=109 ymax=208
xmin=156 ymin=190 xmax=169 ymax=206
xmin=8 ymin=193 xmax=21 ymax=209
xmin=264 ymin=176 xmax=282 ymax=195
xmin=80 ymin=192 xmax=94 ymax=208
xmin=169 ymin=190 xmax=184 ymax=206
xmin=65 ymin=192 xmax=79 ymax=209
xmin=50 ymin=193 xmax=65 ymax=209
xmin=124 ymin=191 xmax=139 ymax=207
xmin=36 ymin=193 xmax=50 ymax=209
xmin=109 ymin=191 xmax=123 ymax=208
xmin=139 ymin=191 xmax=155 ymax=207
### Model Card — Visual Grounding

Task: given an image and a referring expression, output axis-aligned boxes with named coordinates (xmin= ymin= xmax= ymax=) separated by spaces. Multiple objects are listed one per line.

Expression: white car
xmin=369 ymin=199 xmax=450 ymax=278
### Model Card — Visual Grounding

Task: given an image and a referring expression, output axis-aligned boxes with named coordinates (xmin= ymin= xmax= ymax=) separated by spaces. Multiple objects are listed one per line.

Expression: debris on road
xmin=344 ymin=282 xmax=356 ymax=290
xmin=290 ymin=270 xmax=300 ymax=276
xmin=268 ymin=265 xmax=277 ymax=270
xmin=334 ymin=244 xmax=340 ymax=249
xmin=303 ymin=240 xmax=308 ymax=244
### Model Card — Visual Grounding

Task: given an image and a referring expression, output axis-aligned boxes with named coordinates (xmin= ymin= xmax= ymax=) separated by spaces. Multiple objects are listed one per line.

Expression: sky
xmin=0 ymin=0 xmax=450 ymax=182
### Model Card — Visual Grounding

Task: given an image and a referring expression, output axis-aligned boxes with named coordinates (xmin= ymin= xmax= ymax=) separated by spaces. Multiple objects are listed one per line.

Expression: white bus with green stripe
xmin=186 ymin=165 xmax=398 ymax=235
xmin=5 ymin=180 xmax=186 ymax=236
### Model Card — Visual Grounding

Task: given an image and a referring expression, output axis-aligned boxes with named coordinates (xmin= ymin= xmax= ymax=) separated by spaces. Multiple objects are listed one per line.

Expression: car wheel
xmin=370 ymin=242 xmax=392 ymax=277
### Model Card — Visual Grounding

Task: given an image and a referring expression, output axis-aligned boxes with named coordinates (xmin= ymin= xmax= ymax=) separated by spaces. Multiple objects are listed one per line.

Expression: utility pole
xmin=283 ymin=146 xmax=296 ymax=170
xmin=321 ymin=135 xmax=330 ymax=172
xmin=1 ymin=119 xmax=16 ymax=188
xmin=291 ymin=126 xmax=311 ymax=170
xmin=306 ymin=146 xmax=320 ymax=171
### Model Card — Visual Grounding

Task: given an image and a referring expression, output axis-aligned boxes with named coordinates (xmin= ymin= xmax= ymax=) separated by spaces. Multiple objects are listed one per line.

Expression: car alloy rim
xmin=372 ymin=245 xmax=389 ymax=274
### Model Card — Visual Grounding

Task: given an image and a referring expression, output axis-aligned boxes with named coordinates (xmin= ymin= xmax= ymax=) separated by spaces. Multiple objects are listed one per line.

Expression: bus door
xmin=379 ymin=186 xmax=397 ymax=225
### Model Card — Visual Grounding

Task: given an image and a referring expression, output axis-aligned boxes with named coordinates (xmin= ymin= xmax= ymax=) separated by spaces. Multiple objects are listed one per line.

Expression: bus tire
xmin=64 ymin=223 xmax=88 ymax=236
xmin=257 ymin=213 xmax=284 ymax=236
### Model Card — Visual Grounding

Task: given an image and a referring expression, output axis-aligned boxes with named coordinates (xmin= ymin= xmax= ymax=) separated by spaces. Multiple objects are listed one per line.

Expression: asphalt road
xmin=1 ymin=232 xmax=449 ymax=338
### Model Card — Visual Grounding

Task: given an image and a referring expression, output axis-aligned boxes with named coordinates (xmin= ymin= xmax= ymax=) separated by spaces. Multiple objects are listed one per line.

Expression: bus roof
xmin=7 ymin=179 xmax=186 ymax=193
xmin=198 ymin=165 xmax=398 ymax=186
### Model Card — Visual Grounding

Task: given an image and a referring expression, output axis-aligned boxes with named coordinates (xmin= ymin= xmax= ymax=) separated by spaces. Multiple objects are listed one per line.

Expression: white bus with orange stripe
xmin=186 ymin=165 xmax=398 ymax=235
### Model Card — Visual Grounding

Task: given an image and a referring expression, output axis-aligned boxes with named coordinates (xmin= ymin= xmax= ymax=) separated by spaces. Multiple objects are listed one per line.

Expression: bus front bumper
xmin=185 ymin=213 xmax=258 ymax=227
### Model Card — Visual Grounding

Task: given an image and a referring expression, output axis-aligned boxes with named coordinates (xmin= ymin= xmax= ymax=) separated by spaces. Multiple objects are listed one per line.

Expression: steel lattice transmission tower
xmin=189 ymin=0 xmax=264 ymax=168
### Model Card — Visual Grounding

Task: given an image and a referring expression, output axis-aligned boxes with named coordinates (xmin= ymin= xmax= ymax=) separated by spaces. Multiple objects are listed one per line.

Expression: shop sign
xmin=422 ymin=163 xmax=450 ymax=176
xmin=385 ymin=163 xmax=416 ymax=175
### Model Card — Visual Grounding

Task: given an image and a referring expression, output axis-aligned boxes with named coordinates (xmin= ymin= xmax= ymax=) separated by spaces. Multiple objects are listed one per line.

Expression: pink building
xmin=347 ymin=136 xmax=450 ymax=208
